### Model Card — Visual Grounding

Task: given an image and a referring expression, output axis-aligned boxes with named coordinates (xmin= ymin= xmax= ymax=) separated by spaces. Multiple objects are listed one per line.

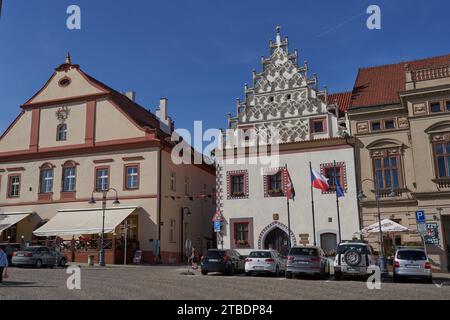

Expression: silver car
xmin=245 ymin=250 xmax=286 ymax=277
xmin=393 ymin=248 xmax=432 ymax=283
xmin=11 ymin=246 xmax=68 ymax=268
xmin=286 ymin=246 xmax=330 ymax=279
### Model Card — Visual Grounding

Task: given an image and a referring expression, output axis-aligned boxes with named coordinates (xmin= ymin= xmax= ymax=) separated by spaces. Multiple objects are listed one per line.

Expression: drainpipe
xmin=157 ymin=145 xmax=163 ymax=263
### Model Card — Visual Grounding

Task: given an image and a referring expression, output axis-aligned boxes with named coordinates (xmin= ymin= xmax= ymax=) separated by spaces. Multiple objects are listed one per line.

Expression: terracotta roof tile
xmin=327 ymin=92 xmax=352 ymax=112
xmin=350 ymin=54 xmax=450 ymax=108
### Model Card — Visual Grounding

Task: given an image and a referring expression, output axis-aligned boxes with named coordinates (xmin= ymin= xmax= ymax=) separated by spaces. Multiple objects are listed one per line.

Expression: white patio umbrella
xmin=359 ymin=219 xmax=414 ymax=234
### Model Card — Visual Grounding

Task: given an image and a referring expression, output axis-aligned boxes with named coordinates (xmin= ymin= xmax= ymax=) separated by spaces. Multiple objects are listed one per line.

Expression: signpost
xmin=415 ymin=210 xmax=429 ymax=256
xmin=214 ymin=220 xmax=221 ymax=233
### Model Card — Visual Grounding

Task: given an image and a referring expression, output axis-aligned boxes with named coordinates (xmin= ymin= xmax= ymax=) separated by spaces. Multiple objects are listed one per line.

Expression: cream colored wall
xmin=28 ymin=68 xmax=104 ymax=104
xmin=0 ymin=111 xmax=31 ymax=152
xmin=95 ymin=99 xmax=145 ymax=142
xmin=160 ymin=150 xmax=216 ymax=256
xmin=0 ymin=148 xmax=159 ymax=203
xmin=39 ymin=102 xmax=86 ymax=148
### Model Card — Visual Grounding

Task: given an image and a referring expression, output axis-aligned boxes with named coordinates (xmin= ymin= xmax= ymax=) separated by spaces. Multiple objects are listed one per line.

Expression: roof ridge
xmin=357 ymin=53 xmax=450 ymax=71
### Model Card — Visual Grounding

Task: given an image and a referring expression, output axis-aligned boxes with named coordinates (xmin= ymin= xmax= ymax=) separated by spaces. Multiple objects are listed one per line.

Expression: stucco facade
xmin=348 ymin=56 xmax=450 ymax=271
xmin=0 ymin=55 xmax=215 ymax=264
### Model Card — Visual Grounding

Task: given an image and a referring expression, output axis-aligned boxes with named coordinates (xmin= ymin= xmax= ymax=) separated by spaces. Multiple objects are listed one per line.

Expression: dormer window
xmin=57 ymin=124 xmax=67 ymax=141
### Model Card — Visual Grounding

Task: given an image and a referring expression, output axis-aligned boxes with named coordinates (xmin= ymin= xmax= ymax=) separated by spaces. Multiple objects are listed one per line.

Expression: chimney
xmin=156 ymin=98 xmax=174 ymax=134
xmin=124 ymin=91 xmax=136 ymax=101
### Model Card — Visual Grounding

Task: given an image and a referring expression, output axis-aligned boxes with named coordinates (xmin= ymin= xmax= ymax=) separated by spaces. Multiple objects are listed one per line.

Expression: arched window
xmin=57 ymin=124 xmax=67 ymax=141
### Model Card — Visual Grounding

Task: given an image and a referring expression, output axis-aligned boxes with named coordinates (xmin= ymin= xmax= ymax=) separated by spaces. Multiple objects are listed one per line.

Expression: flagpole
xmin=285 ymin=164 xmax=292 ymax=250
xmin=334 ymin=160 xmax=342 ymax=243
xmin=309 ymin=162 xmax=317 ymax=246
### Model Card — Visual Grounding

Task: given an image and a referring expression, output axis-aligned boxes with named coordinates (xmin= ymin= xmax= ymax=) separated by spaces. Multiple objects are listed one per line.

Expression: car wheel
xmin=285 ymin=271 xmax=293 ymax=279
xmin=393 ymin=273 xmax=400 ymax=283
xmin=59 ymin=258 xmax=67 ymax=268
xmin=344 ymin=250 xmax=362 ymax=267
xmin=426 ymin=277 xmax=433 ymax=284
xmin=334 ymin=271 xmax=342 ymax=281
xmin=35 ymin=259 xmax=43 ymax=269
xmin=227 ymin=265 xmax=235 ymax=276
xmin=201 ymin=270 xmax=208 ymax=276
xmin=245 ymin=272 xmax=252 ymax=276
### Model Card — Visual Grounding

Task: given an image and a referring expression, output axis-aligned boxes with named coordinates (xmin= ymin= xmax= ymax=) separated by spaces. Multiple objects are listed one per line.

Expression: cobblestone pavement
xmin=1 ymin=265 xmax=450 ymax=300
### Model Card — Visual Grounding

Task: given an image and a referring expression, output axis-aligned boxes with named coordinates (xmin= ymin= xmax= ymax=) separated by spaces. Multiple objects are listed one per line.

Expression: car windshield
xmin=397 ymin=250 xmax=426 ymax=261
xmin=23 ymin=247 xmax=39 ymax=252
xmin=206 ymin=251 xmax=225 ymax=258
xmin=249 ymin=251 xmax=272 ymax=258
xmin=337 ymin=245 xmax=367 ymax=255
xmin=289 ymin=248 xmax=318 ymax=256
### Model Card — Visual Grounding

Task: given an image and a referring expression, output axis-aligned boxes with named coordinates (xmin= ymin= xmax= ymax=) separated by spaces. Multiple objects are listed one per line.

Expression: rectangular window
xmin=430 ymin=102 xmax=442 ymax=113
xmin=434 ymin=142 xmax=450 ymax=178
xmin=324 ymin=167 xmax=343 ymax=191
xmin=125 ymin=165 xmax=139 ymax=190
xmin=268 ymin=172 xmax=283 ymax=194
xmin=373 ymin=156 xmax=401 ymax=189
xmin=170 ymin=172 xmax=176 ymax=191
xmin=371 ymin=121 xmax=381 ymax=131
xmin=311 ymin=118 xmax=326 ymax=134
xmin=234 ymin=223 xmax=249 ymax=243
xmin=62 ymin=167 xmax=76 ymax=192
xmin=8 ymin=175 xmax=20 ymax=198
xmin=169 ymin=219 xmax=176 ymax=243
xmin=95 ymin=168 xmax=109 ymax=192
xmin=384 ymin=120 xmax=396 ymax=130
xmin=40 ymin=169 xmax=54 ymax=193
xmin=231 ymin=174 xmax=245 ymax=196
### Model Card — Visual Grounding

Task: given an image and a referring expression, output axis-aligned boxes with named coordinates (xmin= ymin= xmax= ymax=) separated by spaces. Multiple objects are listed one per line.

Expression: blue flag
xmin=335 ymin=175 xmax=345 ymax=198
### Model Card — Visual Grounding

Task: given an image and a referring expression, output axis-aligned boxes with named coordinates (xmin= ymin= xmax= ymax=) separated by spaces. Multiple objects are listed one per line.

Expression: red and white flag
xmin=310 ymin=168 xmax=330 ymax=192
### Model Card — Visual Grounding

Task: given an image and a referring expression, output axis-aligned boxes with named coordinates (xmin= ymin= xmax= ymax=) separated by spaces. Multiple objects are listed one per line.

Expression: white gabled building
xmin=215 ymin=27 xmax=360 ymax=256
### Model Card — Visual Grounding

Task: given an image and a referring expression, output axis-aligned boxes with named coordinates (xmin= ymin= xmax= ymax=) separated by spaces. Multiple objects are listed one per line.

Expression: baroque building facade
xmin=347 ymin=54 xmax=450 ymax=271
xmin=216 ymin=28 xmax=361 ymax=256
xmin=0 ymin=55 xmax=215 ymax=264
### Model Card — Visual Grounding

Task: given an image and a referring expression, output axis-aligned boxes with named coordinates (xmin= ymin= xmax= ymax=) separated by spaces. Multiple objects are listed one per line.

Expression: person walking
xmin=0 ymin=247 xmax=8 ymax=285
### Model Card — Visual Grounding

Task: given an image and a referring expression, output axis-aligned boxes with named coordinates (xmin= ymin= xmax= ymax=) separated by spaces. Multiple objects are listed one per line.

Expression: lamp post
xmin=358 ymin=178 xmax=396 ymax=276
xmin=89 ymin=188 xmax=120 ymax=267
xmin=181 ymin=207 xmax=192 ymax=262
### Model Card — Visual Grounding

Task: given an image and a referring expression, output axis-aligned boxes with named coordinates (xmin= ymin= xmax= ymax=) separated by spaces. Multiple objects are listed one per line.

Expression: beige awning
xmin=0 ymin=212 xmax=32 ymax=234
xmin=33 ymin=207 xmax=138 ymax=237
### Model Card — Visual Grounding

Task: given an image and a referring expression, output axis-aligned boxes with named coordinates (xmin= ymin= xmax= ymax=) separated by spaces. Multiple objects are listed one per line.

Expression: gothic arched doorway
xmin=264 ymin=228 xmax=289 ymax=256
xmin=320 ymin=233 xmax=337 ymax=254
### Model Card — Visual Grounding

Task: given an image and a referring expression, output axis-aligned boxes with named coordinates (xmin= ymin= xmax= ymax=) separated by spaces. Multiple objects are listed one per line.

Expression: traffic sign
xmin=415 ymin=210 xmax=426 ymax=224
xmin=417 ymin=222 xmax=427 ymax=236
xmin=214 ymin=221 xmax=221 ymax=233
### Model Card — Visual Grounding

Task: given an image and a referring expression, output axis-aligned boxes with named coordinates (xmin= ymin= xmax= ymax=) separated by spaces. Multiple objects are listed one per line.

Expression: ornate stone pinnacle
xmin=65 ymin=51 xmax=71 ymax=64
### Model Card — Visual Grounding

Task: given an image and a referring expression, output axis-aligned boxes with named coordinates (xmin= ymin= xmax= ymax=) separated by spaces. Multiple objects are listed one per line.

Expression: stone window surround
xmin=230 ymin=218 xmax=254 ymax=250
xmin=320 ymin=162 xmax=348 ymax=195
xmin=226 ymin=170 xmax=249 ymax=200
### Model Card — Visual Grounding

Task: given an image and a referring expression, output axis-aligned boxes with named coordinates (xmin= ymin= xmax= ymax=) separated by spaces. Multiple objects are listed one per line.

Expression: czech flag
xmin=311 ymin=168 xmax=330 ymax=192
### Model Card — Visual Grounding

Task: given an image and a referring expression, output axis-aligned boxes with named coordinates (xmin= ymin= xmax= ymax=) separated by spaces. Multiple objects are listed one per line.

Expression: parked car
xmin=393 ymin=248 xmax=432 ymax=283
xmin=0 ymin=243 xmax=23 ymax=264
xmin=245 ymin=250 xmax=286 ymax=277
xmin=11 ymin=246 xmax=68 ymax=268
xmin=201 ymin=249 xmax=245 ymax=276
xmin=334 ymin=240 xmax=377 ymax=280
xmin=285 ymin=246 xmax=330 ymax=279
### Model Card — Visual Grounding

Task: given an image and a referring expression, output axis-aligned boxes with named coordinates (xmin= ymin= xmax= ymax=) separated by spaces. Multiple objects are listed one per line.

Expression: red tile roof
xmin=327 ymin=92 xmax=352 ymax=112
xmin=350 ymin=54 xmax=450 ymax=108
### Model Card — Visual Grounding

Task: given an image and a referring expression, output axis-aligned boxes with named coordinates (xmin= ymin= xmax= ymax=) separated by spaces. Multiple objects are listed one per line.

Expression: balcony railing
xmin=412 ymin=65 xmax=450 ymax=82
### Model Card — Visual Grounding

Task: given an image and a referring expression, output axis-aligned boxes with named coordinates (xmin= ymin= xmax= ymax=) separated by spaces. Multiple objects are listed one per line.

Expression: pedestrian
xmin=0 ymin=247 xmax=8 ymax=285
xmin=191 ymin=246 xmax=198 ymax=270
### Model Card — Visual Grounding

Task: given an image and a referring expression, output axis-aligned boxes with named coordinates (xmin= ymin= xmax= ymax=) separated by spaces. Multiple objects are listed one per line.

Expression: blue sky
xmin=1 ymin=0 xmax=450 ymax=141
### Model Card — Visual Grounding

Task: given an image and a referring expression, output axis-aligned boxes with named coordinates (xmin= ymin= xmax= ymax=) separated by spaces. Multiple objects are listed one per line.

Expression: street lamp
xmin=181 ymin=207 xmax=192 ymax=262
xmin=89 ymin=188 xmax=120 ymax=267
xmin=358 ymin=178 xmax=396 ymax=276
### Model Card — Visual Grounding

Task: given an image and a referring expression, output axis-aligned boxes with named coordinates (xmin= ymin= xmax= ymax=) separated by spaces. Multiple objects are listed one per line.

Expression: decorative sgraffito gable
xmin=228 ymin=27 xmax=345 ymax=143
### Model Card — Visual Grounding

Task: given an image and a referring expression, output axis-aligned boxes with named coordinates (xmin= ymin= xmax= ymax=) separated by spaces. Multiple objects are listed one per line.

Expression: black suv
xmin=201 ymin=249 xmax=245 ymax=276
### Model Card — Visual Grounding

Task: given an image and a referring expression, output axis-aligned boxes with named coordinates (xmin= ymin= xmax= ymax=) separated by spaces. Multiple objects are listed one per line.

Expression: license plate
xmin=347 ymin=268 xmax=359 ymax=273
xmin=254 ymin=266 xmax=264 ymax=270
xmin=208 ymin=259 xmax=218 ymax=262
xmin=296 ymin=261 xmax=308 ymax=265
xmin=405 ymin=265 xmax=420 ymax=269
xmin=17 ymin=254 xmax=24 ymax=257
